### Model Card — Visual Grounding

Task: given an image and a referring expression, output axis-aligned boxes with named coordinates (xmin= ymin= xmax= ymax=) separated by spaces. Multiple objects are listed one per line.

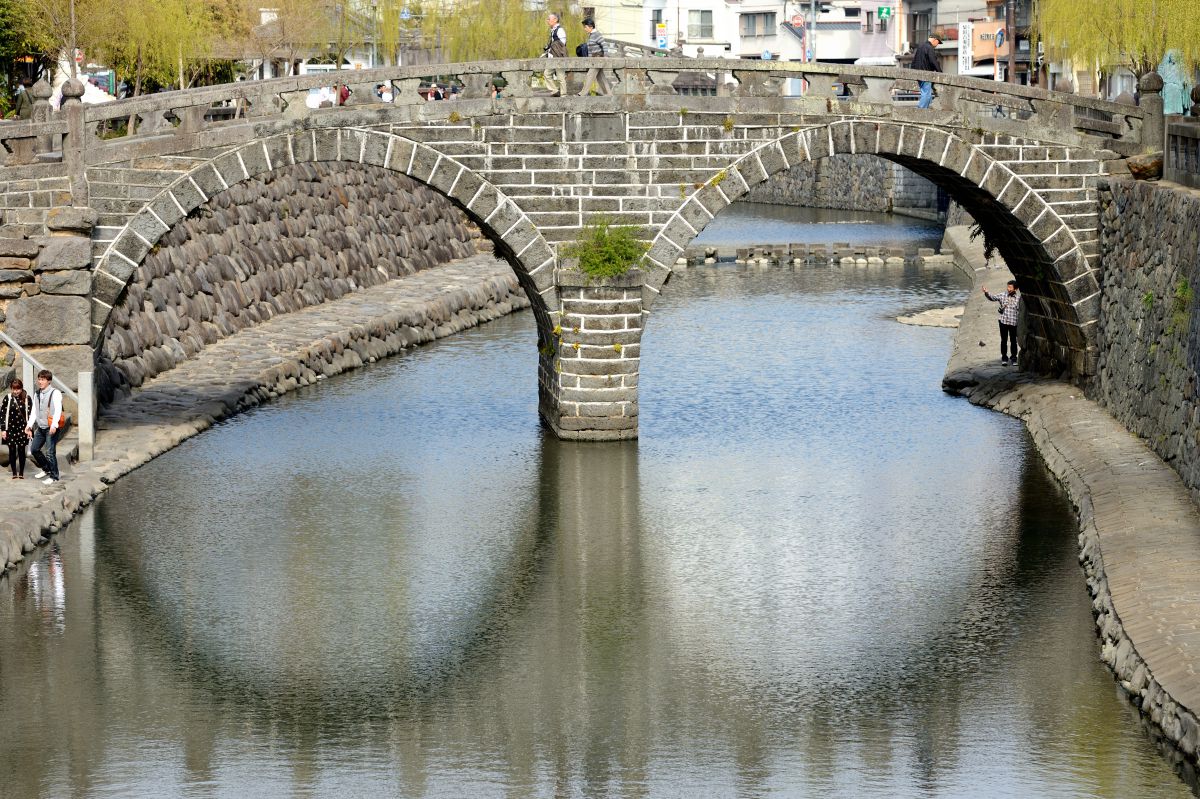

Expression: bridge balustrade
xmin=0 ymin=59 xmax=1154 ymax=172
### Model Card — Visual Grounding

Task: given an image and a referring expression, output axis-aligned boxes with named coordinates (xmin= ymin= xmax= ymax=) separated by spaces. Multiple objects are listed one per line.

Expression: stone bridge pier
xmin=538 ymin=269 xmax=646 ymax=441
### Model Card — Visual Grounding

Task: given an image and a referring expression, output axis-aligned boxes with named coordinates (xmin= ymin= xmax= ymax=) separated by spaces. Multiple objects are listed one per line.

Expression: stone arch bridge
xmin=0 ymin=59 xmax=1159 ymax=440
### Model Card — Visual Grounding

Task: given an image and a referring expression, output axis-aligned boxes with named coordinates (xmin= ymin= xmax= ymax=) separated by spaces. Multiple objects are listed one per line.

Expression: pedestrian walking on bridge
xmin=911 ymin=34 xmax=942 ymax=109
xmin=542 ymin=13 xmax=568 ymax=97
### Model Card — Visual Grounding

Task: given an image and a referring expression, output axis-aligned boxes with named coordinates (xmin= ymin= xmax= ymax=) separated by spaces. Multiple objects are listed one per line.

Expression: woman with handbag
xmin=1 ymin=378 xmax=33 ymax=479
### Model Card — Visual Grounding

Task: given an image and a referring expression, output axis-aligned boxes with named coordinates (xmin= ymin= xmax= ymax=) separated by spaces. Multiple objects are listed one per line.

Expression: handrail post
xmin=22 ymin=357 xmax=33 ymax=391
xmin=1139 ymin=71 xmax=1165 ymax=154
xmin=77 ymin=370 xmax=94 ymax=461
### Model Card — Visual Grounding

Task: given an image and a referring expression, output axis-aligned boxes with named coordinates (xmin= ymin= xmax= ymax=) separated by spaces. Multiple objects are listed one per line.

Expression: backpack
xmin=575 ymin=43 xmax=588 ymax=57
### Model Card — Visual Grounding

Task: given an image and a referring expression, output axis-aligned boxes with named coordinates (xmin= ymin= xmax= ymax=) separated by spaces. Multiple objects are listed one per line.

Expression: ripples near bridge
xmin=0 ymin=209 xmax=1192 ymax=798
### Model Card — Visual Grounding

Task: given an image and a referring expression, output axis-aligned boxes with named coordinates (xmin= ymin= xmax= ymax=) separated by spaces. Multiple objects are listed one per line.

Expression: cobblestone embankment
xmin=942 ymin=224 xmax=1200 ymax=765
xmin=0 ymin=256 xmax=528 ymax=573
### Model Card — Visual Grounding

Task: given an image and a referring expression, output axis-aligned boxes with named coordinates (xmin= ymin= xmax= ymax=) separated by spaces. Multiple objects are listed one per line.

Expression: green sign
xmin=877 ymin=6 xmax=892 ymax=18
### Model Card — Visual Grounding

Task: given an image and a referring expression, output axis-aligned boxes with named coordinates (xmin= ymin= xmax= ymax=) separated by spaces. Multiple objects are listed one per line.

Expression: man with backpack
xmin=26 ymin=369 xmax=65 ymax=485
xmin=542 ymin=12 xmax=568 ymax=97
xmin=577 ymin=18 xmax=611 ymax=96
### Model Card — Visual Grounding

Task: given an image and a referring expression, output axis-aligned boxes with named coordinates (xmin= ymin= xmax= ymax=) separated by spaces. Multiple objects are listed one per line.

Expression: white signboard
xmin=656 ymin=22 xmax=668 ymax=49
xmin=958 ymin=22 xmax=973 ymax=75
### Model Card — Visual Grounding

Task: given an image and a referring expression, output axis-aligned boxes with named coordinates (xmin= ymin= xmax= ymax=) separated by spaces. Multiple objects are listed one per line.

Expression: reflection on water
xmin=0 ymin=261 xmax=1194 ymax=798
xmin=691 ymin=202 xmax=944 ymax=247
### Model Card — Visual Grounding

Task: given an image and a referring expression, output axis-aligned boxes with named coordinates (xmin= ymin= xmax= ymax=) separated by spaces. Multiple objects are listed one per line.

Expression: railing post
xmin=77 ymin=370 xmax=94 ymax=461
xmin=30 ymin=78 xmax=53 ymax=154
xmin=1139 ymin=71 xmax=1165 ymax=154
xmin=21 ymin=357 xmax=33 ymax=391
xmin=60 ymin=78 xmax=88 ymax=207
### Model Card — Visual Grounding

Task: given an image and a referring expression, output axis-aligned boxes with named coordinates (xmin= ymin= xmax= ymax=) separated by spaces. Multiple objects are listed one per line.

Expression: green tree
xmin=16 ymin=0 xmax=108 ymax=78
xmin=1034 ymin=0 xmax=1200 ymax=77
xmin=418 ymin=0 xmax=584 ymax=62
xmin=94 ymin=0 xmax=247 ymax=94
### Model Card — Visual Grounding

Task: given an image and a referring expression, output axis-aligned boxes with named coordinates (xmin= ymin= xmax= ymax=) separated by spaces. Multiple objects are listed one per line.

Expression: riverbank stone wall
xmin=96 ymin=161 xmax=486 ymax=404
xmin=1094 ymin=179 xmax=1200 ymax=499
xmin=744 ymin=154 xmax=940 ymax=213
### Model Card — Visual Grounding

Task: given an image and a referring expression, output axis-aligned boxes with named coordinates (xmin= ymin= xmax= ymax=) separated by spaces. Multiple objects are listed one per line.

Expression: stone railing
xmin=1164 ymin=87 xmax=1200 ymax=188
xmin=0 ymin=59 xmax=1155 ymax=171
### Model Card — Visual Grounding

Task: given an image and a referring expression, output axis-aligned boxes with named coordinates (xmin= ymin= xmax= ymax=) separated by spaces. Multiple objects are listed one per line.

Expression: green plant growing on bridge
xmin=562 ymin=215 xmax=649 ymax=280
xmin=710 ymin=169 xmax=728 ymax=187
xmin=968 ymin=221 xmax=999 ymax=262
xmin=1168 ymin=278 xmax=1193 ymax=335
xmin=722 ymin=116 xmax=735 ymax=133
xmin=447 ymin=111 xmax=462 ymax=124
xmin=1142 ymin=290 xmax=1156 ymax=311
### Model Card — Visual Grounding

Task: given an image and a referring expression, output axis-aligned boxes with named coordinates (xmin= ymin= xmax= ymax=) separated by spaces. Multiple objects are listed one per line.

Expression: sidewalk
xmin=942 ymin=224 xmax=1200 ymax=757
xmin=0 ymin=255 xmax=527 ymax=573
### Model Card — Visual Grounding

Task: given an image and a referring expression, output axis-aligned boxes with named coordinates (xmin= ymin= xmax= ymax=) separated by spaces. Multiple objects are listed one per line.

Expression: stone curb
xmin=943 ymin=230 xmax=1200 ymax=764
xmin=0 ymin=257 xmax=529 ymax=575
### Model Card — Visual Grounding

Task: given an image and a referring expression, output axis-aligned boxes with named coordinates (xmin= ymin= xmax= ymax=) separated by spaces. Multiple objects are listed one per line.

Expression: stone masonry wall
xmin=744 ymin=154 xmax=939 ymax=213
xmin=96 ymin=161 xmax=485 ymax=403
xmin=1094 ymin=179 xmax=1200 ymax=499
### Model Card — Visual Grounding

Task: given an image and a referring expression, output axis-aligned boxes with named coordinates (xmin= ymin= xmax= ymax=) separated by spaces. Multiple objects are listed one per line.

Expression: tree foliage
xmin=418 ymin=0 xmax=585 ymax=62
xmin=1034 ymin=0 xmax=1200 ymax=77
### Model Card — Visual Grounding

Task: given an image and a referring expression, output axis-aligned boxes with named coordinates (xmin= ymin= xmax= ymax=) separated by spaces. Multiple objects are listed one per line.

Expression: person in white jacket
xmin=25 ymin=369 xmax=64 ymax=485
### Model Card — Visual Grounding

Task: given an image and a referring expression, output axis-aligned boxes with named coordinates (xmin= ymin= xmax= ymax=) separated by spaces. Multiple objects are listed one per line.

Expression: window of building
xmin=865 ymin=10 xmax=873 ymax=31
xmin=650 ymin=9 xmax=664 ymax=42
xmin=740 ymin=12 xmax=777 ymax=37
xmin=843 ymin=7 xmax=860 ymax=16
xmin=907 ymin=11 xmax=929 ymax=46
xmin=688 ymin=10 xmax=714 ymax=39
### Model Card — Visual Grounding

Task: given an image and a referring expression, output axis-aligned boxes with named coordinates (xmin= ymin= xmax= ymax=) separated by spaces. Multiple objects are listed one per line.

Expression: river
xmin=0 ymin=204 xmax=1193 ymax=798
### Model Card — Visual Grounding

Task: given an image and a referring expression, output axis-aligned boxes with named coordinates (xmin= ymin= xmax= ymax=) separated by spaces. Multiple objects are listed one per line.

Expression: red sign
xmin=790 ymin=13 xmax=804 ymax=25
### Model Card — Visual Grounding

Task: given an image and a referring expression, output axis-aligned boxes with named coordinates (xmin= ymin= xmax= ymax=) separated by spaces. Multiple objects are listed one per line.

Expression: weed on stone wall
xmin=562 ymin=215 xmax=649 ymax=279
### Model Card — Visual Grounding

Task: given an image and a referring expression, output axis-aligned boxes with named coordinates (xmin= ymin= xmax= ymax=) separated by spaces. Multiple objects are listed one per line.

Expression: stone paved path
xmin=942 ymin=224 xmax=1200 ymax=755
xmin=0 ymin=255 xmax=527 ymax=571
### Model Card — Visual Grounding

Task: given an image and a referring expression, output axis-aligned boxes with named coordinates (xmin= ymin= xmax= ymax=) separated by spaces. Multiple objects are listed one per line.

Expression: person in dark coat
xmin=1 ymin=379 xmax=33 ymax=479
xmin=911 ymin=34 xmax=942 ymax=109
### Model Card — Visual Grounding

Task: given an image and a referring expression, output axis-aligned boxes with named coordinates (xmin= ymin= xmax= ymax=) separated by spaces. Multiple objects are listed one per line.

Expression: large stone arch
xmin=89 ymin=128 xmax=560 ymax=350
xmin=644 ymin=119 xmax=1102 ymax=379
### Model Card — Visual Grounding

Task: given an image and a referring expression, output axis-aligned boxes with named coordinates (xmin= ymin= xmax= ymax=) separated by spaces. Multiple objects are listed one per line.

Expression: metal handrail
xmin=0 ymin=329 xmax=94 ymax=461
xmin=0 ymin=330 xmax=79 ymax=402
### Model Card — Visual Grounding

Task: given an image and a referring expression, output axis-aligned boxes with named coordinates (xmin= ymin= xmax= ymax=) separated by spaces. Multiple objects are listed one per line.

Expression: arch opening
xmin=648 ymin=121 xmax=1104 ymax=381
xmin=91 ymin=130 xmax=561 ymax=403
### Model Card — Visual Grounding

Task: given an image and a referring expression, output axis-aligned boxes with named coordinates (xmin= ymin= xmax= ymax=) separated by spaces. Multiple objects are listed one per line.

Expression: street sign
xmin=656 ymin=22 xmax=668 ymax=49
xmin=877 ymin=6 xmax=892 ymax=18
xmin=958 ymin=21 xmax=973 ymax=75
xmin=762 ymin=50 xmax=772 ymax=60
xmin=791 ymin=13 xmax=804 ymax=26
xmin=400 ymin=7 xmax=411 ymax=19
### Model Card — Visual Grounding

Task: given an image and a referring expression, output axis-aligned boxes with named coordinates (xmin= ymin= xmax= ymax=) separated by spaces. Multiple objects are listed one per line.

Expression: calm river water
xmin=0 ymin=207 xmax=1193 ymax=798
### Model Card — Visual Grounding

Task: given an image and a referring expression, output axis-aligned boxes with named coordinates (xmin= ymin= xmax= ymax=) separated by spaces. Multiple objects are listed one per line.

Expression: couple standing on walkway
xmin=542 ymin=14 xmax=611 ymax=97
xmin=1 ymin=370 xmax=65 ymax=484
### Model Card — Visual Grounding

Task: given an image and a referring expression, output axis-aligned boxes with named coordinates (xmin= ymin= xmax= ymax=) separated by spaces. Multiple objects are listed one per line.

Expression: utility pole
xmin=809 ymin=0 xmax=816 ymax=60
xmin=1005 ymin=0 xmax=1016 ymax=83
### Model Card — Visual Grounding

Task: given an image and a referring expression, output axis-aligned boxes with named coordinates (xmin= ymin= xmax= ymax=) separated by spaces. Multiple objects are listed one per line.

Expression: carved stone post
xmin=1139 ymin=71 xmax=1165 ymax=154
xmin=59 ymin=78 xmax=88 ymax=207
xmin=30 ymin=79 xmax=53 ymax=154
xmin=539 ymin=267 xmax=643 ymax=441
